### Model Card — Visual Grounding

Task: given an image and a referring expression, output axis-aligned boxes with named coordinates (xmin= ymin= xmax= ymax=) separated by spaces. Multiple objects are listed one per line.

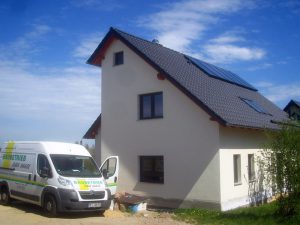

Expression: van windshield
xmin=50 ymin=154 xmax=102 ymax=178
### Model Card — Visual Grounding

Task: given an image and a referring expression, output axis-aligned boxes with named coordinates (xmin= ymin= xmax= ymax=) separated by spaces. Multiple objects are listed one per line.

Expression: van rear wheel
xmin=0 ymin=187 xmax=11 ymax=205
xmin=44 ymin=195 xmax=57 ymax=217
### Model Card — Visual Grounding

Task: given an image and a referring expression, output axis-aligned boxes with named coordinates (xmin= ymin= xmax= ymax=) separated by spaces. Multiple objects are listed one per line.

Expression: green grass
xmin=174 ymin=201 xmax=300 ymax=225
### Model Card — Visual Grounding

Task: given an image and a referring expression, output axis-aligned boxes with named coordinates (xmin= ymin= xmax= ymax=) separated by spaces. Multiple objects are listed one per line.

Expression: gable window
xmin=248 ymin=154 xmax=255 ymax=182
xmin=114 ymin=51 xmax=124 ymax=66
xmin=240 ymin=98 xmax=270 ymax=115
xmin=140 ymin=156 xmax=164 ymax=184
xmin=233 ymin=154 xmax=241 ymax=185
xmin=139 ymin=92 xmax=163 ymax=120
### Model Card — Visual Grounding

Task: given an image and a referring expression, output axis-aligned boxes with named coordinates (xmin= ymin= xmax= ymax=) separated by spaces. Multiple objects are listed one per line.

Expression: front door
xmin=100 ymin=156 xmax=119 ymax=196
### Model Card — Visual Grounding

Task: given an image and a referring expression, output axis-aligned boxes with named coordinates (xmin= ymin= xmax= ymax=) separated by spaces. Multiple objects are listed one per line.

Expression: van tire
xmin=44 ymin=195 xmax=57 ymax=217
xmin=0 ymin=186 xmax=11 ymax=205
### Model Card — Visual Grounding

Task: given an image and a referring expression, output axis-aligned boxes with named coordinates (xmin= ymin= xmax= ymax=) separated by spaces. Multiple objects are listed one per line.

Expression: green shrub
xmin=259 ymin=121 xmax=300 ymax=216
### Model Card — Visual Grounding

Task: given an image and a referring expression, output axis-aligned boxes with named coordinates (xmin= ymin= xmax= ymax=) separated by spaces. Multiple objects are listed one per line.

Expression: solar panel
xmin=241 ymin=98 xmax=270 ymax=115
xmin=185 ymin=55 xmax=257 ymax=91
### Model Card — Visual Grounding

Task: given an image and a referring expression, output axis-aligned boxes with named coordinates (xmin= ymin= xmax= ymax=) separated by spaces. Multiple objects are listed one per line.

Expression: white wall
xmin=219 ymin=126 xmax=266 ymax=210
xmin=289 ymin=105 xmax=300 ymax=118
xmin=99 ymin=39 xmax=221 ymax=207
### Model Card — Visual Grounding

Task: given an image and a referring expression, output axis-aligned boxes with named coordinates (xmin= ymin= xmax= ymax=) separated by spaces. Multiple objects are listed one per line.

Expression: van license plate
xmin=88 ymin=202 xmax=101 ymax=208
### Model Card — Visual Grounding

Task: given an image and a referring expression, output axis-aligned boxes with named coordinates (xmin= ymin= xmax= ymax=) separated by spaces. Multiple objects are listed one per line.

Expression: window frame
xmin=37 ymin=154 xmax=52 ymax=178
xmin=139 ymin=155 xmax=164 ymax=184
xmin=113 ymin=51 xmax=124 ymax=66
xmin=240 ymin=97 xmax=271 ymax=115
xmin=248 ymin=154 xmax=255 ymax=182
xmin=139 ymin=92 xmax=163 ymax=120
xmin=100 ymin=157 xmax=117 ymax=178
xmin=233 ymin=154 xmax=241 ymax=186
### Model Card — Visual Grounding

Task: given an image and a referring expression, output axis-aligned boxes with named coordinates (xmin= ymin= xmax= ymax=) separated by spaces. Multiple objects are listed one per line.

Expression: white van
xmin=0 ymin=141 xmax=119 ymax=216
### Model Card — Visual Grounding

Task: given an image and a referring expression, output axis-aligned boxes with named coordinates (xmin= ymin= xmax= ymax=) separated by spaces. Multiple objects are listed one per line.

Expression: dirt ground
xmin=0 ymin=201 xmax=190 ymax=225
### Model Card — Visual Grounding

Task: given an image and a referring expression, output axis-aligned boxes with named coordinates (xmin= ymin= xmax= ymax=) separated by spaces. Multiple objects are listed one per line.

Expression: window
xmin=240 ymin=97 xmax=270 ymax=115
xmin=233 ymin=154 xmax=241 ymax=185
xmin=114 ymin=51 xmax=124 ymax=65
xmin=248 ymin=154 xmax=255 ymax=182
xmin=100 ymin=157 xmax=117 ymax=177
xmin=37 ymin=154 xmax=52 ymax=178
xmin=50 ymin=154 xmax=101 ymax=178
xmin=139 ymin=92 xmax=163 ymax=120
xmin=140 ymin=156 xmax=164 ymax=183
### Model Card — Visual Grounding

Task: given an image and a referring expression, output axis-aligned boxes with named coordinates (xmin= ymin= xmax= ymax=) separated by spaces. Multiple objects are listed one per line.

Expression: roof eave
xmin=83 ymin=114 xmax=101 ymax=139
xmin=86 ymin=27 xmax=116 ymax=67
xmin=225 ymin=120 xmax=284 ymax=131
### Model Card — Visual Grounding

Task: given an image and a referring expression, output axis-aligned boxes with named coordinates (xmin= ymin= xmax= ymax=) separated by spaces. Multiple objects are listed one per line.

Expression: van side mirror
xmin=40 ymin=167 xmax=50 ymax=178
xmin=102 ymin=168 xmax=109 ymax=179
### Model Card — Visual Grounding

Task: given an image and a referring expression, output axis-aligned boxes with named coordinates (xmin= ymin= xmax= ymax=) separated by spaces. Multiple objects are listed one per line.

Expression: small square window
xmin=139 ymin=92 xmax=163 ymax=120
xmin=233 ymin=154 xmax=241 ymax=185
xmin=114 ymin=51 xmax=124 ymax=66
xmin=140 ymin=156 xmax=164 ymax=184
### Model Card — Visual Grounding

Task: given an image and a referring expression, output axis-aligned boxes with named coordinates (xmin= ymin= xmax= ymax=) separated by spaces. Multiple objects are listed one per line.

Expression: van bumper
xmin=57 ymin=188 xmax=112 ymax=212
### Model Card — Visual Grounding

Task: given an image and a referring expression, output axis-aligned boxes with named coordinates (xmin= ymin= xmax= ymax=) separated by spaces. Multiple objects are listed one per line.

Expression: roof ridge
xmin=110 ymin=27 xmax=253 ymax=87
xmin=87 ymin=27 xmax=287 ymax=131
xmin=111 ymin=27 xmax=188 ymax=57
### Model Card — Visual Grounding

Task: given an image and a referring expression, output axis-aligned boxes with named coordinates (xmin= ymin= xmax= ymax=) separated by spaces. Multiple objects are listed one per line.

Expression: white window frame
xmin=233 ymin=154 xmax=241 ymax=185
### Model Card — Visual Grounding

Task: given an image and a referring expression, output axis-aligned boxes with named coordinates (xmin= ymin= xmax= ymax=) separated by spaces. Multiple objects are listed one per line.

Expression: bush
xmin=259 ymin=121 xmax=300 ymax=216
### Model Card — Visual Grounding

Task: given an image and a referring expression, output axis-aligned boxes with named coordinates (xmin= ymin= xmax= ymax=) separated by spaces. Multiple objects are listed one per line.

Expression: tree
xmin=259 ymin=121 xmax=300 ymax=216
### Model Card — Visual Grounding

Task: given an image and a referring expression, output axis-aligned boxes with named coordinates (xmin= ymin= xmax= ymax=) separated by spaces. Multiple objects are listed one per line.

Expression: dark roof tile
xmin=87 ymin=27 xmax=288 ymax=130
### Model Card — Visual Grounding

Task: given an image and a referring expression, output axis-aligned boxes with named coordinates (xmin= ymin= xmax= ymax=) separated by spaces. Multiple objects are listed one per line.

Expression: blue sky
xmin=0 ymin=0 xmax=300 ymax=144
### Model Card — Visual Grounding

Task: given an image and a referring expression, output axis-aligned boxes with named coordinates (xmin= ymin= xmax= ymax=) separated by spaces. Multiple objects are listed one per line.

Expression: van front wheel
xmin=44 ymin=195 xmax=57 ymax=217
xmin=0 ymin=187 xmax=11 ymax=205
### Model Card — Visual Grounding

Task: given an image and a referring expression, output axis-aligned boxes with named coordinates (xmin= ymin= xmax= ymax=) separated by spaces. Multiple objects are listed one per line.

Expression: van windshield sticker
xmin=74 ymin=179 xmax=103 ymax=191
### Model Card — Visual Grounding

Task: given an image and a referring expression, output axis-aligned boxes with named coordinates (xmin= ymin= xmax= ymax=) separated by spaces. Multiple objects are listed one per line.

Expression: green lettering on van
xmin=2 ymin=154 xmax=26 ymax=162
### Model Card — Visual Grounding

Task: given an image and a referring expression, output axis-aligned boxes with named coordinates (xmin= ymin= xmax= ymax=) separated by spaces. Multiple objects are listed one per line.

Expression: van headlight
xmin=57 ymin=176 xmax=73 ymax=188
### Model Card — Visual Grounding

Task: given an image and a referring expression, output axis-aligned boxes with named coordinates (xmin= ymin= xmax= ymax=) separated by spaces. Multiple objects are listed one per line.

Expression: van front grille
xmin=79 ymin=191 xmax=105 ymax=200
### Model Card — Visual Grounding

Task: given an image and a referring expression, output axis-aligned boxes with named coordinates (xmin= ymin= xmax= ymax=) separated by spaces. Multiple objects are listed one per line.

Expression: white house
xmin=284 ymin=99 xmax=300 ymax=120
xmin=83 ymin=27 xmax=287 ymax=211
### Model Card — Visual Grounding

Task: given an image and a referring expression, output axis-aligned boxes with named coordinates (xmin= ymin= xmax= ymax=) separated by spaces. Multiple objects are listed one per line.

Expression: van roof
xmin=1 ymin=141 xmax=91 ymax=156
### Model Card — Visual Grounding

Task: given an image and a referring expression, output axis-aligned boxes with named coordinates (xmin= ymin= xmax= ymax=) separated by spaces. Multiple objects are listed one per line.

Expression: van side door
xmin=4 ymin=152 xmax=38 ymax=204
xmin=100 ymin=156 xmax=119 ymax=196
xmin=32 ymin=154 xmax=52 ymax=205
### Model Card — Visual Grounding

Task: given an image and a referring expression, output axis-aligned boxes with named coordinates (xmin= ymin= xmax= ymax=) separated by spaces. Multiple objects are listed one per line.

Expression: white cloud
xmin=203 ymin=44 xmax=265 ymax=63
xmin=257 ymin=82 xmax=300 ymax=106
xmin=142 ymin=0 xmax=266 ymax=64
xmin=73 ymin=33 xmax=103 ymax=59
xmin=255 ymin=81 xmax=274 ymax=88
xmin=0 ymin=23 xmax=52 ymax=61
xmin=209 ymin=35 xmax=245 ymax=44
xmin=26 ymin=24 xmax=52 ymax=38
xmin=199 ymin=30 xmax=266 ymax=63
xmin=70 ymin=0 xmax=122 ymax=11
xmin=0 ymin=25 xmax=102 ymax=143
xmin=247 ymin=63 xmax=272 ymax=71
xmin=142 ymin=0 xmax=256 ymax=53
xmin=0 ymin=61 xmax=101 ymax=122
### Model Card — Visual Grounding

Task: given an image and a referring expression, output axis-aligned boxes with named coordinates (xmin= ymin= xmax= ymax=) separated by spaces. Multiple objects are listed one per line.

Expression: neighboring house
xmin=284 ymin=100 xmax=300 ymax=120
xmin=83 ymin=27 xmax=287 ymax=211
